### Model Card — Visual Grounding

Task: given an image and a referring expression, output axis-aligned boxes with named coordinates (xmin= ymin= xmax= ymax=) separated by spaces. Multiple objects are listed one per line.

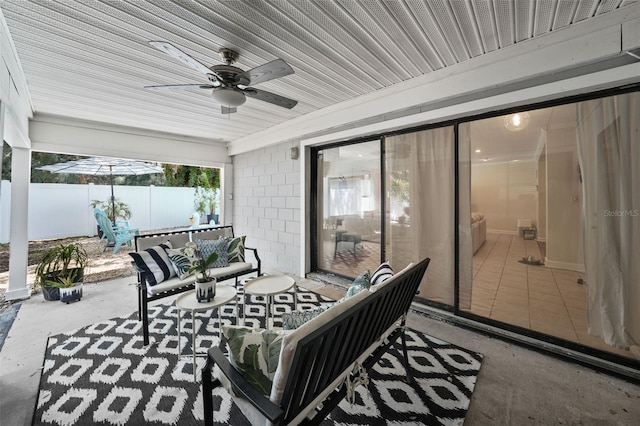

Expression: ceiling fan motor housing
xmin=218 ymin=47 xmax=239 ymax=65
xmin=209 ymin=64 xmax=249 ymax=86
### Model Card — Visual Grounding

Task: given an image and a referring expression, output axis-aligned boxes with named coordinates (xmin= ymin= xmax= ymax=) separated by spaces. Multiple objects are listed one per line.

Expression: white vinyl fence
xmin=0 ymin=181 xmax=209 ymax=242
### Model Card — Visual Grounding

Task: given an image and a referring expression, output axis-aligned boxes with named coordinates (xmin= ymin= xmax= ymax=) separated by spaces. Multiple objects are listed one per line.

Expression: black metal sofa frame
xmin=133 ymin=225 xmax=261 ymax=346
xmin=202 ymin=257 xmax=430 ymax=426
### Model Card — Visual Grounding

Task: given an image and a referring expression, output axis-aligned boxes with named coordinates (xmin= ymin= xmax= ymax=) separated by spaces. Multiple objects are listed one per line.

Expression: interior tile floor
xmin=467 ymin=232 xmax=639 ymax=360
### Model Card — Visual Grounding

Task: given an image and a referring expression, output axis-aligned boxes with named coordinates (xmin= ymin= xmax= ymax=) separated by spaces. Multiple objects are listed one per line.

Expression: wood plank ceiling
xmin=2 ymin=0 xmax=636 ymax=144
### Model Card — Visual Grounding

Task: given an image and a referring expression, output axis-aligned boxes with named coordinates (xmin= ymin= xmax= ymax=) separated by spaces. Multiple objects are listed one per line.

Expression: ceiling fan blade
xmin=144 ymin=84 xmax=215 ymax=91
xmin=221 ymin=106 xmax=237 ymax=114
xmin=149 ymin=41 xmax=212 ymax=75
xmin=236 ymin=59 xmax=294 ymax=86
xmin=244 ymin=88 xmax=298 ymax=109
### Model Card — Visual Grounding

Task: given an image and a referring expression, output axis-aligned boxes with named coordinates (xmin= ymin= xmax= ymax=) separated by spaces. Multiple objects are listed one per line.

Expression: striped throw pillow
xmin=128 ymin=242 xmax=174 ymax=286
xmin=371 ymin=262 xmax=394 ymax=285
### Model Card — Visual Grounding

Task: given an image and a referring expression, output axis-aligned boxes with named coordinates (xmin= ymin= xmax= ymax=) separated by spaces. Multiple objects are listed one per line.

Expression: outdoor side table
xmin=243 ymin=275 xmax=297 ymax=329
xmin=175 ymin=285 xmax=237 ymax=381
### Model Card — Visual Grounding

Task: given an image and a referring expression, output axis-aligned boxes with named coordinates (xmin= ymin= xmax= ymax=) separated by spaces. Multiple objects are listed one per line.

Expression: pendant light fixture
xmin=504 ymin=112 xmax=530 ymax=131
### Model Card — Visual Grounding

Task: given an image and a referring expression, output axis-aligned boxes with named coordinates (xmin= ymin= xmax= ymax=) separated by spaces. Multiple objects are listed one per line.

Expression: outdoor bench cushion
xmin=146 ymin=262 xmax=254 ymax=296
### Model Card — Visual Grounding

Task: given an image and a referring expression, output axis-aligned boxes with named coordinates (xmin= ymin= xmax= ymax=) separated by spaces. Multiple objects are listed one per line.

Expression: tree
xmin=2 ymin=142 xmax=11 ymax=181
xmin=162 ymin=164 xmax=219 ymax=188
xmin=3 ymin=148 xmax=219 ymax=189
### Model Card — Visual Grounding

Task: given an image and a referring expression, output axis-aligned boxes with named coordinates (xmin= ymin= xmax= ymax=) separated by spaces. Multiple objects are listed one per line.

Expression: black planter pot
xmin=40 ymin=268 xmax=85 ymax=301
xmin=41 ymin=286 xmax=60 ymax=301
xmin=206 ymin=214 xmax=219 ymax=225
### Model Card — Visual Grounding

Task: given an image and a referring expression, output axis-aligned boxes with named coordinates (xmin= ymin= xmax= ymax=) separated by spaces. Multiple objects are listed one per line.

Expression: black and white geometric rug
xmin=33 ymin=287 xmax=483 ymax=426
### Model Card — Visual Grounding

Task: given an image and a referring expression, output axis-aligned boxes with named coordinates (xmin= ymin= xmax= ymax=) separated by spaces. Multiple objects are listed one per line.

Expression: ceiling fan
xmin=145 ymin=41 xmax=298 ymax=114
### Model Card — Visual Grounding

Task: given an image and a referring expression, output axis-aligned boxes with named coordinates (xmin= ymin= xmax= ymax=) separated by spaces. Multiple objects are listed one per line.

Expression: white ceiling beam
xmin=29 ymin=114 xmax=230 ymax=167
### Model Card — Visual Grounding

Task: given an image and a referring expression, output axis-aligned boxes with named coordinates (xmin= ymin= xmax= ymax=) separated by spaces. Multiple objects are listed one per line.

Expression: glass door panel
xmin=315 ymin=141 xmax=382 ymax=277
xmin=459 ymin=95 xmax=639 ymax=361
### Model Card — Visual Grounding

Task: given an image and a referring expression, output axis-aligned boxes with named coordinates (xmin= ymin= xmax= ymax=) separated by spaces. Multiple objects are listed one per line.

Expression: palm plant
xmin=184 ymin=242 xmax=219 ymax=283
xmin=35 ymin=243 xmax=88 ymax=288
xmin=90 ymin=198 xmax=132 ymax=222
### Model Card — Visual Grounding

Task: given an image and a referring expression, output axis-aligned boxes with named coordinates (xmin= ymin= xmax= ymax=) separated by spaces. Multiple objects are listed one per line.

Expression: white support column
xmin=0 ymin=102 xmax=7 ymax=244
xmin=5 ymin=146 xmax=31 ymax=300
xmin=0 ymin=102 xmax=4 ymax=179
xmin=221 ymin=163 xmax=233 ymax=226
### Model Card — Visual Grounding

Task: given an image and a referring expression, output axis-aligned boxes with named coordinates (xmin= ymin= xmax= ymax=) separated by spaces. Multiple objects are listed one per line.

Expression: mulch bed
xmin=0 ymin=236 xmax=136 ymax=313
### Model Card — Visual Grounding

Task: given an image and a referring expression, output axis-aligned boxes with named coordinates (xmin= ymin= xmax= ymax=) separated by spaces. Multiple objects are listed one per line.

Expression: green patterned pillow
xmin=222 ymin=325 xmax=286 ymax=396
xmin=227 ymin=235 xmax=246 ymax=263
xmin=281 ymin=304 xmax=333 ymax=330
xmin=344 ymin=270 xmax=371 ymax=299
xmin=165 ymin=248 xmax=197 ymax=280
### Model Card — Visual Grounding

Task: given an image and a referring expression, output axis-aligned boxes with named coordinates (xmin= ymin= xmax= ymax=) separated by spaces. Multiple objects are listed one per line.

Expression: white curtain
xmin=458 ymin=123 xmax=473 ymax=310
xmin=329 ymin=177 xmax=361 ymax=216
xmin=387 ymin=127 xmax=455 ymax=304
xmin=576 ymin=92 xmax=640 ymax=349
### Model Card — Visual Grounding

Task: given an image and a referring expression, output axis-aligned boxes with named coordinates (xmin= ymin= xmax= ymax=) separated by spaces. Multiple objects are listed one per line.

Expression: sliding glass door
xmin=312 ymin=88 xmax=640 ymax=373
xmin=313 ymin=128 xmax=455 ymax=306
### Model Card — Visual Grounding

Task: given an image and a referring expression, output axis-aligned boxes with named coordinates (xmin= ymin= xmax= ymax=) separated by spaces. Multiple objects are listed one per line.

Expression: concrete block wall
xmin=232 ymin=142 xmax=301 ymax=275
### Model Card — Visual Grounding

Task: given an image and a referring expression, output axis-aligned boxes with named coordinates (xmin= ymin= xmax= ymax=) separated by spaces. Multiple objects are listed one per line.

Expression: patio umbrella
xmin=37 ymin=156 xmax=164 ymax=225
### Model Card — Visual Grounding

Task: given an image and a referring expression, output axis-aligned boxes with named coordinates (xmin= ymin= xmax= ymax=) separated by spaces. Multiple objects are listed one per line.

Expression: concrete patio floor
xmin=1 ymin=274 xmax=639 ymax=425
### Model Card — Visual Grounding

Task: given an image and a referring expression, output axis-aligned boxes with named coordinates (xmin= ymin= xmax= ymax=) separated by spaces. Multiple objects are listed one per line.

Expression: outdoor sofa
xmin=202 ymin=257 xmax=431 ymax=426
xmin=131 ymin=225 xmax=261 ymax=345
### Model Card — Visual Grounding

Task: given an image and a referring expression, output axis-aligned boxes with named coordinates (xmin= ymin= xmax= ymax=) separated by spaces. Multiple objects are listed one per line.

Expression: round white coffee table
xmin=175 ymin=285 xmax=237 ymax=381
xmin=243 ymin=275 xmax=297 ymax=329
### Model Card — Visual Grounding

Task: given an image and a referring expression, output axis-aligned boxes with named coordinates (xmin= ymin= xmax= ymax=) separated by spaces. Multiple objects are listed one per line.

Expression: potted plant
xmin=194 ymin=187 xmax=219 ymax=225
xmin=35 ymin=243 xmax=88 ymax=301
xmin=45 ymin=270 xmax=84 ymax=304
xmin=184 ymin=241 xmax=219 ymax=302
xmin=205 ymin=189 xmax=219 ymax=224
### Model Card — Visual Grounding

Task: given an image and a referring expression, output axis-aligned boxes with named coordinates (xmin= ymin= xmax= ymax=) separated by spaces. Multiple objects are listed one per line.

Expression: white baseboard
xmin=544 ymin=259 xmax=585 ymax=273
xmin=488 ymin=229 xmax=519 ymax=235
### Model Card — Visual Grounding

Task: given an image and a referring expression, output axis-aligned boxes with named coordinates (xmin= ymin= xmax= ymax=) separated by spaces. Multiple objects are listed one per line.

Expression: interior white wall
xmin=471 ymin=161 xmax=538 ymax=234
xmin=537 ymin=150 xmax=547 ymax=242
xmin=545 ymin=127 xmax=585 ymax=272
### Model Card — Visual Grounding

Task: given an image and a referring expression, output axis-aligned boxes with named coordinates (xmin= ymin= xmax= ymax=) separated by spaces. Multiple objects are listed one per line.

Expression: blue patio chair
xmin=93 ymin=208 xmax=136 ymax=254
xmin=97 ymin=218 xmax=139 ymax=244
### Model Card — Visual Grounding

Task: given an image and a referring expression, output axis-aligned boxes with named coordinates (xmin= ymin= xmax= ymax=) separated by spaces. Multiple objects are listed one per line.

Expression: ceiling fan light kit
xmin=145 ymin=41 xmax=297 ymax=114
xmin=212 ymin=87 xmax=246 ymax=107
